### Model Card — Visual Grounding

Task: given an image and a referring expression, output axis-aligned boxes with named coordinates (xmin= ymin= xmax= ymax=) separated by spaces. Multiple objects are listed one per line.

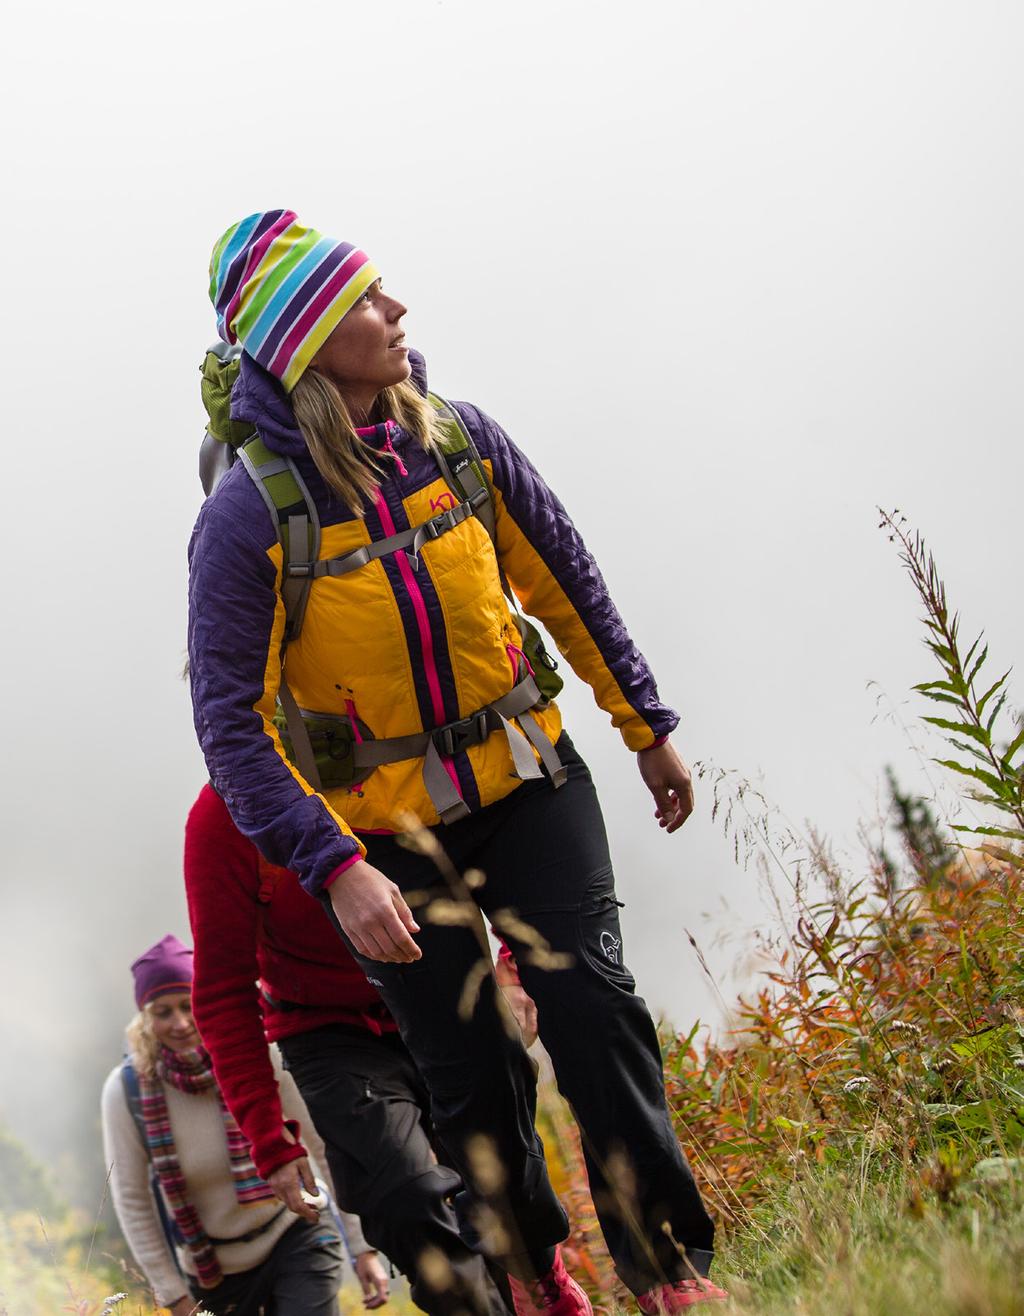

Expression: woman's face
xmin=311 ymin=280 xmax=411 ymax=397
xmin=148 ymin=992 xmax=199 ymax=1052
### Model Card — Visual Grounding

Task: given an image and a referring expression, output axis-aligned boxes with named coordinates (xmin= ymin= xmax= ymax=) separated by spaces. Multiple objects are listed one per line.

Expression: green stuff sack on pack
xmin=272 ymin=706 xmax=371 ymax=791
xmin=517 ymin=618 xmax=563 ymax=704
xmin=200 ymin=346 xmax=256 ymax=448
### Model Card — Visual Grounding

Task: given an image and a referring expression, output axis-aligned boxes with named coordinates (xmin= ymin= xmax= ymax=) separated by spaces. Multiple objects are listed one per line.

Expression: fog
xmin=1 ymin=0 xmax=1021 ymax=1206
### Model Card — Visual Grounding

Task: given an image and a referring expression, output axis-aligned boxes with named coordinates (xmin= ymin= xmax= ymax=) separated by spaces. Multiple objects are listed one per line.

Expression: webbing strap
xmin=518 ymin=710 xmax=569 ymax=787
xmin=299 ymin=488 xmax=489 ymax=581
xmin=422 ymin=740 xmax=470 ymax=823
xmin=281 ymin=515 xmax=313 ymax=640
xmin=429 ymin=402 xmax=497 ymax=545
xmin=278 ymin=677 xmax=323 ymax=789
xmin=238 ymin=437 xmax=322 ymax=643
xmin=497 ymin=709 xmax=546 ymax=782
xmin=350 ymin=676 xmax=545 ymax=769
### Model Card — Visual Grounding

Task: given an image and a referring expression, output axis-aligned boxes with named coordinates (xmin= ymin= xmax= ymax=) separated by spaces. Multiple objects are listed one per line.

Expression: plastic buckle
xmin=434 ymin=711 xmax=489 ymax=756
xmin=287 ymin=562 xmax=313 ymax=578
xmin=424 ymin=510 xmax=450 ymax=541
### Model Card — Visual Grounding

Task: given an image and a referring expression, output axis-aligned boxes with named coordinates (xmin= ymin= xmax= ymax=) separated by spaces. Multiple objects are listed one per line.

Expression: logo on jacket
xmin=599 ymin=931 xmax=622 ymax=965
xmin=430 ymin=491 xmax=458 ymax=513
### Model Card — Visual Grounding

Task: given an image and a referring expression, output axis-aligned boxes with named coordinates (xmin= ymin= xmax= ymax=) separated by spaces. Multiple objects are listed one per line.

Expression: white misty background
xmin=1 ymin=0 xmax=1021 ymax=1205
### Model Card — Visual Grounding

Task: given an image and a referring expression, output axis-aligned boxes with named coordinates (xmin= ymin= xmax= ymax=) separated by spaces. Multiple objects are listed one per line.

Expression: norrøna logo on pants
xmin=599 ymin=931 xmax=622 ymax=964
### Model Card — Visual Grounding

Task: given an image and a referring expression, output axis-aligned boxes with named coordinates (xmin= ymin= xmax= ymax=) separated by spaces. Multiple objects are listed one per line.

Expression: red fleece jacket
xmin=184 ymin=784 xmax=395 ymax=1180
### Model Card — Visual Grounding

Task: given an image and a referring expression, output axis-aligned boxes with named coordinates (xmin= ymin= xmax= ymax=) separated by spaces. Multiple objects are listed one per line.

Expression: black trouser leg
xmin=279 ymin=1028 xmax=510 ymax=1316
xmin=341 ymin=734 xmax=715 ymax=1295
xmin=188 ymin=1217 xmax=342 ymax=1316
xmin=481 ymin=741 xmax=715 ymax=1291
xmin=316 ymin=904 xmax=570 ymax=1274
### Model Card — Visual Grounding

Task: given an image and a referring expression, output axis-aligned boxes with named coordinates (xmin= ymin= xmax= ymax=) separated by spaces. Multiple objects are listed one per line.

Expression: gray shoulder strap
xmin=430 ymin=397 xmax=497 ymax=547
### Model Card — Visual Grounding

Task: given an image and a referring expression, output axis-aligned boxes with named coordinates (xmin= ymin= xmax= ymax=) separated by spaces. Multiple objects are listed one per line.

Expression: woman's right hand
xmin=329 ymin=860 xmax=422 ymax=963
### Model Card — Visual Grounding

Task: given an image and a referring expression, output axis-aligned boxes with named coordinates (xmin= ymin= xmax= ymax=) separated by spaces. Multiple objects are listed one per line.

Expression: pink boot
xmin=637 ymin=1277 xmax=729 ymax=1311
xmin=508 ymin=1247 xmax=593 ymax=1316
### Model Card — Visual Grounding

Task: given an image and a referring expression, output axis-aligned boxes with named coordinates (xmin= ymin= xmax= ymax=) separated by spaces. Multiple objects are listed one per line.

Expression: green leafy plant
xmin=879 ymin=509 xmax=1024 ymax=859
xmin=535 ymin=515 xmax=1023 ymax=1311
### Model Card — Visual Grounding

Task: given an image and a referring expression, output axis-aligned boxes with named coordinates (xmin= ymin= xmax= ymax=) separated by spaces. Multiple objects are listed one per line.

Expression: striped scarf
xmin=138 ymin=1044 xmax=275 ymax=1289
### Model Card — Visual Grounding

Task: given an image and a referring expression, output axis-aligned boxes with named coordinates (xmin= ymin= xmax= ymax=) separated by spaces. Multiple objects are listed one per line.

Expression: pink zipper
xmin=356 ymin=420 xmax=408 ymax=476
xmin=383 ymin=422 xmax=408 ymax=477
xmin=505 ymin=641 xmax=535 ymax=680
xmin=373 ymin=492 xmax=463 ymax=801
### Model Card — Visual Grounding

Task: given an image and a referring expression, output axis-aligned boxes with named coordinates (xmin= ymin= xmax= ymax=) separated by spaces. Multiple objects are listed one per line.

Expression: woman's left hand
xmin=637 ymin=740 xmax=694 ymax=833
xmin=354 ymin=1251 xmax=390 ymax=1309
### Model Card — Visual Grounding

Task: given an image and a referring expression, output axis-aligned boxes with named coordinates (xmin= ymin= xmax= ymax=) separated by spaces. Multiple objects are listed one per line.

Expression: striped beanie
xmin=209 ymin=209 xmax=380 ymax=393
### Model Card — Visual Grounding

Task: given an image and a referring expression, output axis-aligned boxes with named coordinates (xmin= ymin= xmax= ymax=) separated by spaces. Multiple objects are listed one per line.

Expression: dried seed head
xmin=418 ymin=1246 xmax=456 ymax=1294
xmin=466 ymin=1134 xmax=507 ymax=1194
xmin=423 ymin=899 xmax=480 ymax=927
xmin=457 ymin=959 xmax=492 ymax=1022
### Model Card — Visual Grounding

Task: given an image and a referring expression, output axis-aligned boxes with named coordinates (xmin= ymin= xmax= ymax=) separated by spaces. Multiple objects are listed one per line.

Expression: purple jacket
xmin=188 ymin=352 xmax=678 ymax=894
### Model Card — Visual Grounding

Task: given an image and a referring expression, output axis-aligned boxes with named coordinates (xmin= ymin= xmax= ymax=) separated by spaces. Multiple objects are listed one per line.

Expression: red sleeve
xmin=184 ymin=784 xmax=307 ymax=1180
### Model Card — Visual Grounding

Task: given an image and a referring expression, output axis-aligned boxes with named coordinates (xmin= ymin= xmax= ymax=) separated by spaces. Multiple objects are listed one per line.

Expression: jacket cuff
xmin=322 ymin=852 xmax=362 ymax=890
xmin=624 ymin=713 xmax=678 ymax=751
xmin=254 ymin=1120 xmax=308 ymax=1182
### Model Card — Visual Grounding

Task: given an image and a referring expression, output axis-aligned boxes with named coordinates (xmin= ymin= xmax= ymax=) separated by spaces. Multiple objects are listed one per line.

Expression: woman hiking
xmin=184 ymin=779 xmax=526 ymax=1316
xmin=101 ymin=934 xmax=376 ymax=1315
xmin=188 ymin=208 xmax=727 ymax=1313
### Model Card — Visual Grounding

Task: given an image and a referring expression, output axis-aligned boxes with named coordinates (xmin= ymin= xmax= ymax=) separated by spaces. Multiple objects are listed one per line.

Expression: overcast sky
xmin=2 ymin=0 xmax=1022 ymax=1203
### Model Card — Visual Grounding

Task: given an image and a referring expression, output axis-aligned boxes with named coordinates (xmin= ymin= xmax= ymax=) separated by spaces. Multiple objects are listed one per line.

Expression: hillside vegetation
xmin=543 ymin=514 xmax=1024 ymax=1314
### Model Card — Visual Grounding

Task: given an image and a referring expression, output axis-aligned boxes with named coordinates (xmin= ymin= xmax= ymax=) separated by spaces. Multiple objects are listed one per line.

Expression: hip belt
xmin=278 ymin=674 xmax=566 ymax=825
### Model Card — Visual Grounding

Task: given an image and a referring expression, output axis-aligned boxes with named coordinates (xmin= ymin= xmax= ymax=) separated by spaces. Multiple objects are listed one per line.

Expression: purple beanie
xmin=131 ymin=934 xmax=194 ymax=1008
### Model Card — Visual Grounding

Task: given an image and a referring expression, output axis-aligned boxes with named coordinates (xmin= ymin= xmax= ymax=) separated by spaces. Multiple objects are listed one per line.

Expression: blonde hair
xmin=291 ymin=370 xmax=444 ymax=513
xmin=125 ymin=1007 xmax=162 ymax=1081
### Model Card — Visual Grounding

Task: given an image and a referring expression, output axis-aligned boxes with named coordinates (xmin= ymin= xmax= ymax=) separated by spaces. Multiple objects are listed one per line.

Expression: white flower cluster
xmin=843 ymin=1076 xmax=872 ymax=1094
xmin=101 ymin=1297 xmax=127 ymax=1314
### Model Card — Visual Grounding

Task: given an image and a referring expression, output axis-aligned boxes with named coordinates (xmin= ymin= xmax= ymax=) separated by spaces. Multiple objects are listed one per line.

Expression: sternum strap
xmin=298 ymin=488 xmax=488 ymax=581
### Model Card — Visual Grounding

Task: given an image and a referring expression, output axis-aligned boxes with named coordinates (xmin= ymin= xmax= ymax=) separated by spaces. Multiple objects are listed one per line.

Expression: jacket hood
xmin=231 ymin=350 xmax=430 ymax=457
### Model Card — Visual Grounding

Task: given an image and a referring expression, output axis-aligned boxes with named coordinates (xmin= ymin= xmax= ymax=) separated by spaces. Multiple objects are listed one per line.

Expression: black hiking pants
xmin=279 ymin=1026 xmax=510 ymax=1316
xmin=324 ymin=733 xmax=715 ymax=1295
xmin=186 ymin=1216 xmax=342 ymax=1316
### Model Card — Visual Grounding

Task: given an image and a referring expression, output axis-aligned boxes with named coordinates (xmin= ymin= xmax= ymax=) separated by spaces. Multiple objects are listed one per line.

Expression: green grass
xmin=714 ymin=1153 xmax=1024 ymax=1316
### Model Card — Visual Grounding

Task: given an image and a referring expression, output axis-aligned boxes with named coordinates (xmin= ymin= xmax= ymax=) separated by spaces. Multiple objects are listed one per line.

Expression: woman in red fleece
xmin=184 ymin=782 xmax=519 ymax=1316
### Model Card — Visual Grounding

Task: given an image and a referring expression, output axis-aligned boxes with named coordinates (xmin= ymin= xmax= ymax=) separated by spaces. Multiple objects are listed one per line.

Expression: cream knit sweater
xmin=101 ymin=1048 xmax=368 ymax=1308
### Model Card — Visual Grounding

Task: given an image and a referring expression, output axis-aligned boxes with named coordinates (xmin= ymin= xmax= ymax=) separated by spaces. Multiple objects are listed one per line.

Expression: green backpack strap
xmin=197 ymin=345 xmax=328 ymax=789
xmin=426 ymin=393 xmax=497 ymax=544
xmin=236 ymin=434 xmax=321 ymax=644
xmin=236 ymin=435 xmax=328 ymax=788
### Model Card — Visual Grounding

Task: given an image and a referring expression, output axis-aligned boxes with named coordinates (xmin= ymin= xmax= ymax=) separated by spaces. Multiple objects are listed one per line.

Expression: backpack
xmin=198 ymin=347 xmax=565 ymax=816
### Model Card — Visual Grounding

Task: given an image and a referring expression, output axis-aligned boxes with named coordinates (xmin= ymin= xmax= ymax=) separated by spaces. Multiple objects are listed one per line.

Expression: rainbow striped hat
xmin=209 ymin=209 xmax=380 ymax=393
